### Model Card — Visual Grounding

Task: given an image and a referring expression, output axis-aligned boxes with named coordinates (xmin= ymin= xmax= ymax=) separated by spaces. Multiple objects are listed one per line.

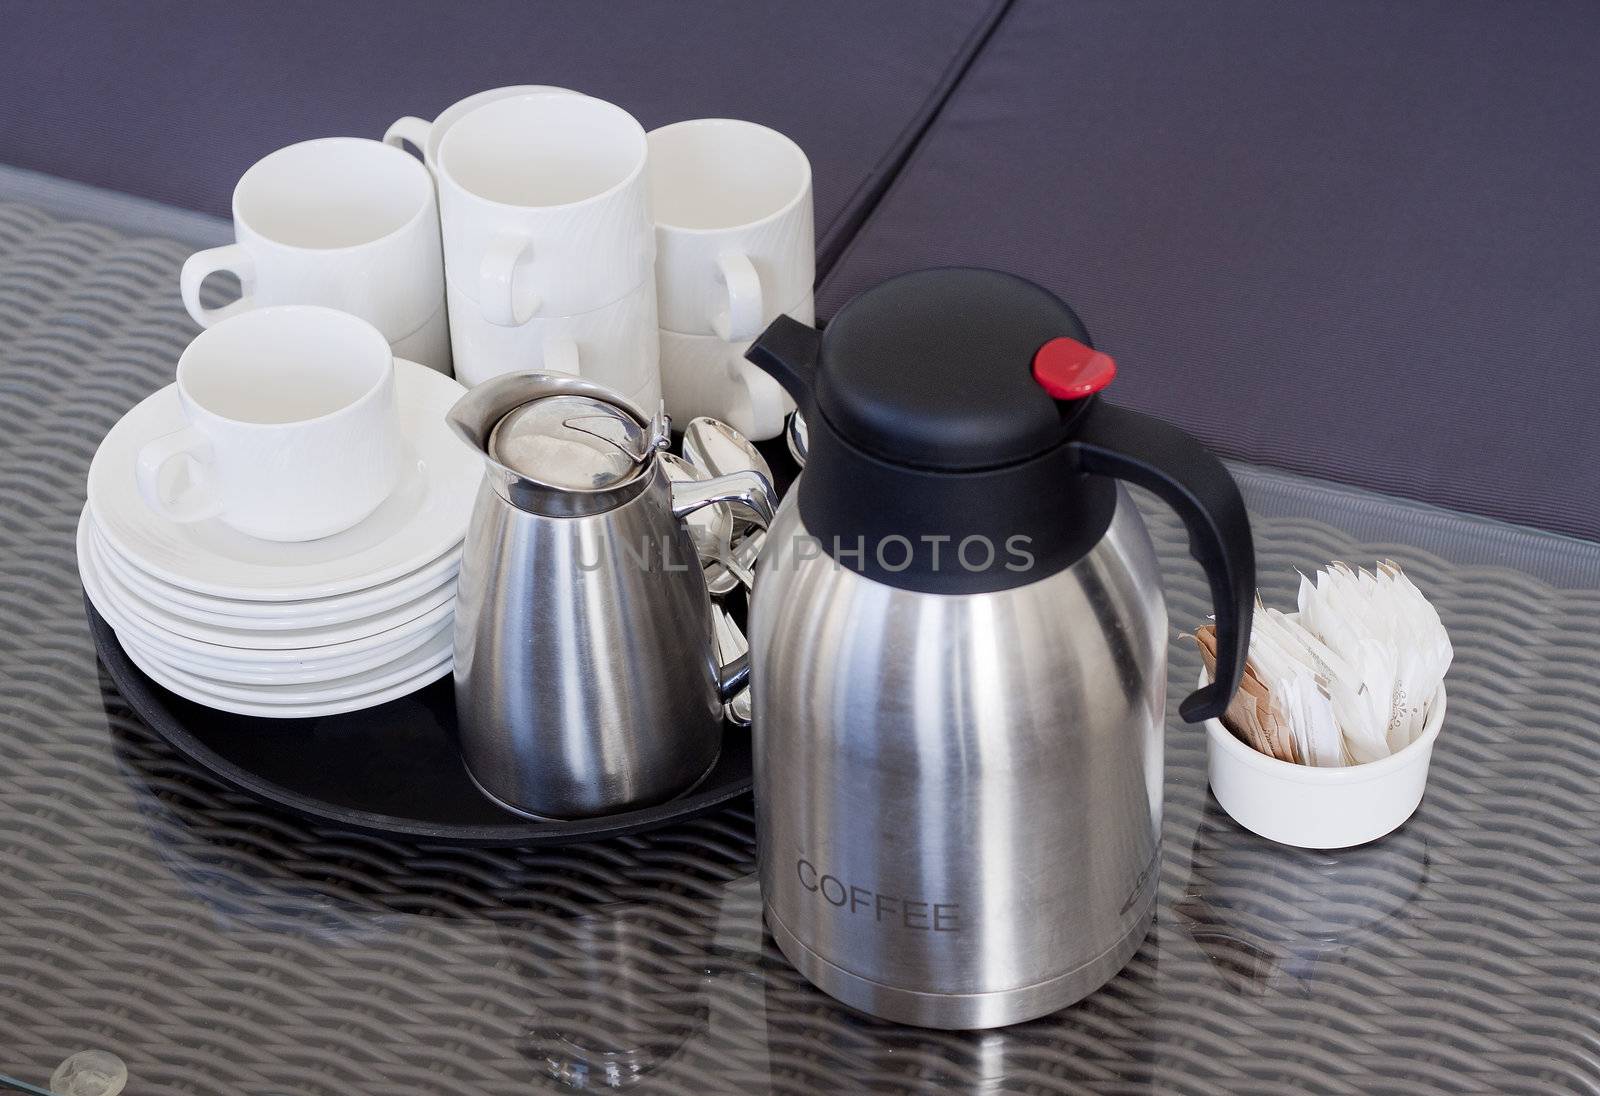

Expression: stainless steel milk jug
xmin=447 ymin=373 xmax=775 ymax=820
xmin=744 ymin=269 xmax=1255 ymax=1028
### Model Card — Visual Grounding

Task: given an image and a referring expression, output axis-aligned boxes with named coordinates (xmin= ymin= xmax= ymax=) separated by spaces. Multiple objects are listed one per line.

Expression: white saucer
xmin=126 ymin=625 xmax=454 ymax=705
xmin=88 ymin=359 xmax=479 ymax=601
xmin=95 ymin=518 xmax=461 ymax=624
xmin=94 ymin=530 xmax=456 ymax=646
xmin=94 ymin=539 xmax=453 ymax=651
xmin=118 ymin=634 xmax=453 ymax=719
xmin=133 ymin=619 xmax=453 ymax=687
xmin=79 ymin=508 xmax=452 ymax=664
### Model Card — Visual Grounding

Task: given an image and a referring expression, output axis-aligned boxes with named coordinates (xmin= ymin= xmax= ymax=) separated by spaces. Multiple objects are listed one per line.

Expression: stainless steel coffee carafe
xmin=744 ymin=269 xmax=1254 ymax=1029
xmin=447 ymin=373 xmax=775 ymax=820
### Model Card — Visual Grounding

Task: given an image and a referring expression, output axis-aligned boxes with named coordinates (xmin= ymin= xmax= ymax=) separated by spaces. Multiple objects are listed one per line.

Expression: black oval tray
xmin=86 ymin=598 xmax=752 ymax=846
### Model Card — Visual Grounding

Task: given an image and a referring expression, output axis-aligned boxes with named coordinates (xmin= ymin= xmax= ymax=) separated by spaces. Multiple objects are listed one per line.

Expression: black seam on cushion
xmin=813 ymin=0 xmax=1017 ymax=282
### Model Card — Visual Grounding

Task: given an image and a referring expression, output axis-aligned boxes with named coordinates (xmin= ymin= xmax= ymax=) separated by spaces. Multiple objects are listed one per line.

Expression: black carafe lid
xmin=747 ymin=269 xmax=1120 ymax=596
xmin=747 ymin=267 xmax=1256 ymax=724
xmin=815 ymin=269 xmax=1113 ymax=471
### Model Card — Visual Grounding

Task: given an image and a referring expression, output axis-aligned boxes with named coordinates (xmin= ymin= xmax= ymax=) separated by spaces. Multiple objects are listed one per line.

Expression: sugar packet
xmin=1196 ymin=561 xmax=1451 ymax=767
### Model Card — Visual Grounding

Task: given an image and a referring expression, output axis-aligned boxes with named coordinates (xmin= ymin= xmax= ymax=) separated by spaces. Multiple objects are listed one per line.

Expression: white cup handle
xmin=713 ymin=252 xmax=764 ymax=341
xmin=180 ymin=244 xmax=257 ymax=329
xmin=738 ymin=366 xmax=792 ymax=441
xmin=480 ymin=233 xmax=540 ymax=326
xmin=383 ymin=115 xmax=433 ymax=156
xmin=136 ymin=426 xmax=224 ymax=524
xmin=542 ymin=334 xmax=581 ymax=377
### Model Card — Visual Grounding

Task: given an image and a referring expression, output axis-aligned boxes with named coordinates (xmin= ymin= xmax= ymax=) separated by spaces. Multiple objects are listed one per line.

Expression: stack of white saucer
xmin=79 ymin=346 xmax=479 ymax=719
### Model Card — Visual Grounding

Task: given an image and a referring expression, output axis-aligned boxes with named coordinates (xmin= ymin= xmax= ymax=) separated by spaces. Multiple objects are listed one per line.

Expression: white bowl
xmin=1201 ymin=670 xmax=1446 ymax=849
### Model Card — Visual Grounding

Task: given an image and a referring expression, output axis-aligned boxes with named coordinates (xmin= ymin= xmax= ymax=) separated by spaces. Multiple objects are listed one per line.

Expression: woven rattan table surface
xmin=2 ymin=199 xmax=1597 ymax=1094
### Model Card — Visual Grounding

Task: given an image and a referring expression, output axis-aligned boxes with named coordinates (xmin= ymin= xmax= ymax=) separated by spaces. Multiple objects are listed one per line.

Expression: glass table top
xmin=3 ymin=198 xmax=1599 ymax=1094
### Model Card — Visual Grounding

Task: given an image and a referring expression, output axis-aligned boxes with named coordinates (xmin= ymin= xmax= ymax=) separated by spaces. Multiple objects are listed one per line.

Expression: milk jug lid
xmin=489 ymin=394 xmax=652 ymax=490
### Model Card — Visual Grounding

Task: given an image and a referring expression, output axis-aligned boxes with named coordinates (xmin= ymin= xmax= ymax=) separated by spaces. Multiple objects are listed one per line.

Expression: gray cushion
xmin=819 ymin=0 xmax=1600 ymax=541
xmin=0 ymin=0 xmax=1000 ymax=263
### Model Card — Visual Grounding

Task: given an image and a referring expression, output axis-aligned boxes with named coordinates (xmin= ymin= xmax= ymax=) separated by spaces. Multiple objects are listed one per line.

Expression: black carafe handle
xmin=1068 ymin=401 xmax=1254 ymax=723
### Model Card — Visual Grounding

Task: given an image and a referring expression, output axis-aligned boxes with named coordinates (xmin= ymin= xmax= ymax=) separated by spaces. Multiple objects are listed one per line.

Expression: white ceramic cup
xmin=180 ymin=138 xmax=449 ymax=374
xmin=436 ymin=92 xmax=653 ymax=324
xmin=389 ymin=306 xmax=451 ymax=376
xmin=1201 ymin=668 xmax=1446 ymax=850
xmin=648 ymin=119 xmax=814 ymax=340
xmin=448 ymin=278 xmax=661 ymax=407
xmin=137 ymin=307 xmax=404 ymax=543
xmin=383 ymin=84 xmax=578 ymax=174
xmin=659 ymin=295 xmax=811 ymax=441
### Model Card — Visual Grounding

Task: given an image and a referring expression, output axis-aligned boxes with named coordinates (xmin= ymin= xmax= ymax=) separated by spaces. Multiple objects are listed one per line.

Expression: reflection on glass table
xmin=0 ymin=1074 xmax=51 ymax=1096
xmin=2 ymin=473 xmax=1589 ymax=1095
xmin=1 ymin=1050 xmax=127 ymax=1096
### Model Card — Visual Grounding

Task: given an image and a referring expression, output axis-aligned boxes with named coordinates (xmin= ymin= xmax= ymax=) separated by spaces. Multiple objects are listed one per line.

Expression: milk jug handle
xmin=1069 ymin=401 xmax=1255 ymax=723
